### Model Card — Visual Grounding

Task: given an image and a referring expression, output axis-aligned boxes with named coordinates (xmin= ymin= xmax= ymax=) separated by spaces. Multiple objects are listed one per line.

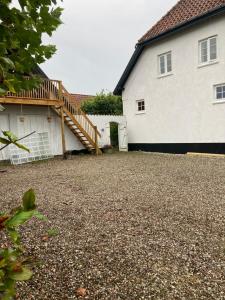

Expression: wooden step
xmin=54 ymin=102 xmax=102 ymax=154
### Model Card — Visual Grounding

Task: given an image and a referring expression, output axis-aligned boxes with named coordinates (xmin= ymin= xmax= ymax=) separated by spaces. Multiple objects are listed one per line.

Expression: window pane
xmin=210 ymin=37 xmax=217 ymax=60
xmin=137 ymin=100 xmax=145 ymax=111
xmin=222 ymin=86 xmax=225 ymax=99
xmin=217 ymin=86 xmax=222 ymax=94
xmin=160 ymin=55 xmax=165 ymax=74
xmin=216 ymin=86 xmax=223 ymax=99
xmin=167 ymin=52 xmax=172 ymax=72
xmin=223 ymin=91 xmax=225 ymax=99
xmin=217 ymin=92 xmax=223 ymax=99
xmin=217 ymin=93 xmax=222 ymax=99
xmin=200 ymin=40 xmax=208 ymax=63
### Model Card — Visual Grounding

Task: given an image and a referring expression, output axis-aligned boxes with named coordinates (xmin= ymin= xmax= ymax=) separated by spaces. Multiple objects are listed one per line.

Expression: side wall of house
xmin=122 ymin=15 xmax=225 ymax=152
xmin=0 ymin=105 xmax=84 ymax=160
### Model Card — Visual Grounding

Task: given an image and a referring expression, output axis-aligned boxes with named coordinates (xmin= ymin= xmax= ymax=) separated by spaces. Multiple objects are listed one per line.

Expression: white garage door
xmin=17 ymin=115 xmax=60 ymax=155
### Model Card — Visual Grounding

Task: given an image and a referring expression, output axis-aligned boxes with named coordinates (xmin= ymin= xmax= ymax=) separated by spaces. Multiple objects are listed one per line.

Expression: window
xmin=137 ymin=100 xmax=145 ymax=112
xmin=215 ymin=84 xmax=225 ymax=101
xmin=159 ymin=52 xmax=172 ymax=75
xmin=199 ymin=36 xmax=217 ymax=64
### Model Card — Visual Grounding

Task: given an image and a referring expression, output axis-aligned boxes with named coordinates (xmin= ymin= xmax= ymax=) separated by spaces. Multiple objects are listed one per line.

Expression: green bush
xmin=81 ymin=91 xmax=123 ymax=115
xmin=0 ymin=189 xmax=46 ymax=300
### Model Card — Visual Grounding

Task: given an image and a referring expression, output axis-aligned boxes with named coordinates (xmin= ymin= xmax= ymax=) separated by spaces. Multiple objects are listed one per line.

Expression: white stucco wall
xmin=122 ymin=15 xmax=225 ymax=144
xmin=0 ymin=107 xmax=128 ymax=161
xmin=87 ymin=115 xmax=127 ymax=150
xmin=0 ymin=105 xmax=84 ymax=160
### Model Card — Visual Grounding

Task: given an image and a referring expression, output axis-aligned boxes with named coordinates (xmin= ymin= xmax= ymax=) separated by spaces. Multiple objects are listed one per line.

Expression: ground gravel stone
xmin=1 ymin=152 xmax=225 ymax=299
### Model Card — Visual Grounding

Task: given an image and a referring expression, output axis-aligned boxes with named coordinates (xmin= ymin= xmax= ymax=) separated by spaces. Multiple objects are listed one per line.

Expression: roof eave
xmin=114 ymin=5 xmax=225 ymax=96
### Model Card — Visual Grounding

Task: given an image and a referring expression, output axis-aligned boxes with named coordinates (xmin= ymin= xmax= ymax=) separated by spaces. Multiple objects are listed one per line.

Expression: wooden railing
xmin=2 ymin=78 xmax=101 ymax=152
xmin=6 ymin=79 xmax=62 ymax=101
xmin=61 ymin=85 xmax=101 ymax=143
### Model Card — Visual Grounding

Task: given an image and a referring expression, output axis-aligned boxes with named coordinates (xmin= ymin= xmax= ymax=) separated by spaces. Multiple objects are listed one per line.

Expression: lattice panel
xmin=9 ymin=132 xmax=53 ymax=165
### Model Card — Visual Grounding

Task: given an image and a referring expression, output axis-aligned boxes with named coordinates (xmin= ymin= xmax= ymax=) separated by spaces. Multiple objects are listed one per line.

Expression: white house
xmin=114 ymin=0 xmax=225 ymax=154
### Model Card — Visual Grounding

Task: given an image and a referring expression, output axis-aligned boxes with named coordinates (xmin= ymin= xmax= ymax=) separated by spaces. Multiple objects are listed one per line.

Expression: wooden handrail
xmin=61 ymin=84 xmax=101 ymax=141
xmin=4 ymin=79 xmax=62 ymax=101
xmin=61 ymin=85 xmax=101 ymax=136
xmin=1 ymin=78 xmax=101 ymax=152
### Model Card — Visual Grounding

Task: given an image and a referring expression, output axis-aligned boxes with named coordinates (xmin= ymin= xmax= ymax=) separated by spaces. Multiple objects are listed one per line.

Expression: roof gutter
xmin=114 ymin=5 xmax=225 ymax=95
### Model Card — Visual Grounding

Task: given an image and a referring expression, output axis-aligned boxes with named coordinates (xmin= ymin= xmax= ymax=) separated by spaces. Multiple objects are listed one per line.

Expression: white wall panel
xmin=122 ymin=15 xmax=225 ymax=144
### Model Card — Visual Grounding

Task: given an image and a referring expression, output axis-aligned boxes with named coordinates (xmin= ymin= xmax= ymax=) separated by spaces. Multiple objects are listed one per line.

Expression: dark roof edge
xmin=114 ymin=5 xmax=225 ymax=95
xmin=34 ymin=65 xmax=49 ymax=79
xmin=114 ymin=46 xmax=143 ymax=96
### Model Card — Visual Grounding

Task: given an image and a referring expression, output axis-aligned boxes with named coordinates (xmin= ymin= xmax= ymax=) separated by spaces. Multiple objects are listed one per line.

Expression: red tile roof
xmin=139 ymin=0 xmax=225 ymax=43
xmin=70 ymin=94 xmax=94 ymax=107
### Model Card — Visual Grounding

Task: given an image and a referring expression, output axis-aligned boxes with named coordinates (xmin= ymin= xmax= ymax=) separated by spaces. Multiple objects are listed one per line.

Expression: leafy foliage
xmin=110 ymin=122 xmax=119 ymax=147
xmin=0 ymin=0 xmax=63 ymax=95
xmin=0 ymin=189 xmax=46 ymax=300
xmin=81 ymin=91 xmax=123 ymax=115
xmin=47 ymin=228 xmax=59 ymax=237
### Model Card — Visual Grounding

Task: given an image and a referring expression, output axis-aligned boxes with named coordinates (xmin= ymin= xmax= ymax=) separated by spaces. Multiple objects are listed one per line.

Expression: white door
xmin=17 ymin=115 xmax=49 ymax=136
xmin=17 ymin=115 xmax=57 ymax=154
xmin=119 ymin=123 xmax=128 ymax=152
xmin=104 ymin=123 xmax=111 ymax=147
xmin=0 ymin=115 xmax=10 ymax=160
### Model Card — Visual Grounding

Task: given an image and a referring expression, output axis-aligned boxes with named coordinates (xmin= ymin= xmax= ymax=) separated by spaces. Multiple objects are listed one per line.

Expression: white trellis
xmin=9 ymin=132 xmax=53 ymax=165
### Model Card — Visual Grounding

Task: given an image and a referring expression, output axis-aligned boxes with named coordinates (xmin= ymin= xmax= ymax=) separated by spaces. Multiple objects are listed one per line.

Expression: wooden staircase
xmin=54 ymin=83 xmax=102 ymax=155
xmin=2 ymin=79 xmax=102 ymax=155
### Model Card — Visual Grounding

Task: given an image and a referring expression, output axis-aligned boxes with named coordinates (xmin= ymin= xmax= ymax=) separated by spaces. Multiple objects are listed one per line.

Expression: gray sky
xmin=42 ymin=0 xmax=177 ymax=95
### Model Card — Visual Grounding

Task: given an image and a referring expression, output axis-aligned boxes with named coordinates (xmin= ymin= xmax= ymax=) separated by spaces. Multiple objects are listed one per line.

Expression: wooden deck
xmin=0 ymin=79 xmax=102 ymax=155
xmin=0 ymin=79 xmax=63 ymax=106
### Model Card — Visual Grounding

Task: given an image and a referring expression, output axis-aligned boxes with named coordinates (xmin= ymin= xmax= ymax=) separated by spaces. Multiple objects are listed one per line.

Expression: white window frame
xmin=136 ymin=99 xmax=145 ymax=114
xmin=214 ymin=83 xmax=225 ymax=103
xmin=199 ymin=36 xmax=218 ymax=65
xmin=158 ymin=51 xmax=172 ymax=76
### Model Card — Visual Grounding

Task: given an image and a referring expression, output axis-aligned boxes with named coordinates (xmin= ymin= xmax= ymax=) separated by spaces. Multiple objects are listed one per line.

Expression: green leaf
xmin=47 ymin=228 xmax=59 ymax=237
xmin=14 ymin=142 xmax=30 ymax=153
xmin=5 ymin=210 xmax=35 ymax=228
xmin=22 ymin=189 xmax=36 ymax=211
xmin=3 ymin=80 xmax=16 ymax=94
xmin=7 ymin=229 xmax=20 ymax=245
xmin=2 ymin=131 xmax=17 ymax=143
xmin=0 ymin=259 xmax=7 ymax=268
xmin=18 ymin=0 xmax=27 ymax=9
xmin=0 ymin=279 xmax=15 ymax=300
xmin=9 ymin=267 xmax=33 ymax=281
xmin=33 ymin=210 xmax=47 ymax=221
xmin=1 ymin=293 xmax=14 ymax=300
xmin=0 ymin=269 xmax=5 ymax=278
xmin=0 ymin=138 xmax=10 ymax=145
xmin=0 ymin=87 xmax=7 ymax=96
xmin=0 ymin=57 xmax=15 ymax=70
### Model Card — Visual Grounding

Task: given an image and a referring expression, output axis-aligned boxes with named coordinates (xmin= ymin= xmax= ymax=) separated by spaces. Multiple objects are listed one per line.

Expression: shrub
xmin=0 ymin=189 xmax=46 ymax=300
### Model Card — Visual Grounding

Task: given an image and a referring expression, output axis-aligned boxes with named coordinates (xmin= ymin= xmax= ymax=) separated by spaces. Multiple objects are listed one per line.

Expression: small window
xmin=215 ymin=84 xmax=225 ymax=101
xmin=159 ymin=51 xmax=172 ymax=75
xmin=199 ymin=36 xmax=217 ymax=64
xmin=137 ymin=100 xmax=145 ymax=112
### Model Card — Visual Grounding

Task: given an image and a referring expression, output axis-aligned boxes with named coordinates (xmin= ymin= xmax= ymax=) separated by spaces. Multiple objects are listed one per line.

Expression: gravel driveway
xmin=1 ymin=152 xmax=225 ymax=299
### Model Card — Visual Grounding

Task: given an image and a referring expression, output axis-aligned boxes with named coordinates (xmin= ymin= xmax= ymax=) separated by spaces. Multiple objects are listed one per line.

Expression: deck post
xmin=58 ymin=80 xmax=63 ymax=101
xmin=60 ymin=107 xmax=66 ymax=159
xmin=94 ymin=126 xmax=98 ymax=155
